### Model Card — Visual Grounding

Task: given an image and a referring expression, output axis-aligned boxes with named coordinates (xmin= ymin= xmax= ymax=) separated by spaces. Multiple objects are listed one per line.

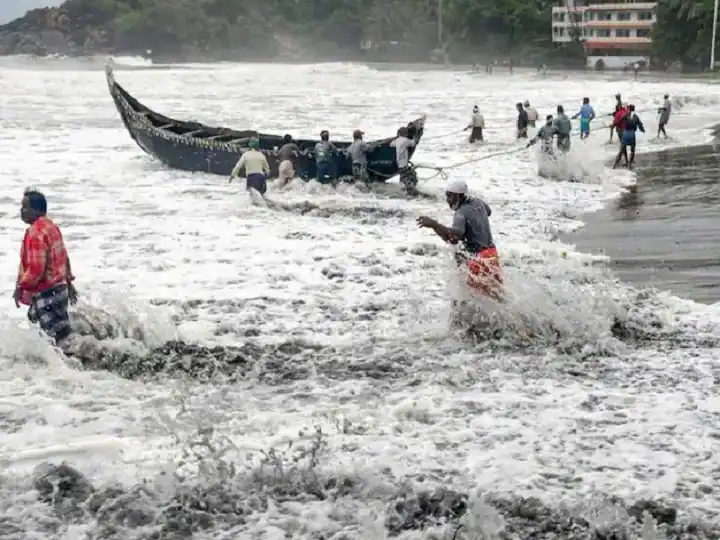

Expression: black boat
xmin=105 ymin=63 xmax=426 ymax=183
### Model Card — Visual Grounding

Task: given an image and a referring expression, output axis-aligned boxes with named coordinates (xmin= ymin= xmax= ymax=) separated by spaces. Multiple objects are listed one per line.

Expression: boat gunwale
xmin=105 ymin=63 xmax=426 ymax=156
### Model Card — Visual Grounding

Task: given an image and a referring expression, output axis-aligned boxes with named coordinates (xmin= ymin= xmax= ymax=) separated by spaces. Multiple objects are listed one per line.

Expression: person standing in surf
xmin=347 ymin=129 xmax=374 ymax=184
xmin=612 ymin=102 xmax=629 ymax=144
xmin=314 ymin=130 xmax=339 ymax=184
xmin=524 ymin=101 xmax=539 ymax=128
xmin=516 ymin=102 xmax=529 ymax=139
xmin=276 ymin=134 xmax=301 ymax=188
xmin=390 ymin=126 xmax=419 ymax=194
xmin=527 ymin=114 xmax=558 ymax=157
xmin=553 ymin=105 xmax=572 ymax=152
xmin=465 ymin=105 xmax=485 ymax=143
xmin=572 ymin=97 xmax=595 ymax=139
xmin=230 ymin=138 xmax=271 ymax=195
xmin=609 ymin=93 xmax=623 ymax=142
xmin=14 ymin=189 xmax=78 ymax=345
xmin=657 ymin=94 xmax=672 ymax=139
xmin=416 ymin=179 xmax=503 ymax=301
xmin=613 ymin=104 xmax=645 ymax=170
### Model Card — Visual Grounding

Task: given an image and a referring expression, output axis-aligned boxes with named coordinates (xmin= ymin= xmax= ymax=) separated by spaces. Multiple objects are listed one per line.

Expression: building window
xmin=636 ymin=28 xmax=650 ymax=38
xmin=617 ymin=12 xmax=631 ymax=21
xmin=584 ymin=11 xmax=595 ymax=20
xmin=599 ymin=12 xmax=612 ymax=21
xmin=553 ymin=12 xmax=566 ymax=22
xmin=571 ymin=12 xmax=583 ymax=23
xmin=597 ymin=29 xmax=611 ymax=38
xmin=615 ymin=29 xmax=631 ymax=38
xmin=638 ymin=11 xmax=653 ymax=21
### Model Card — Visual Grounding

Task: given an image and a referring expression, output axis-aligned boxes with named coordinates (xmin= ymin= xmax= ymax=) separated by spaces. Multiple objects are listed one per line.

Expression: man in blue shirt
xmin=572 ymin=97 xmax=595 ymax=140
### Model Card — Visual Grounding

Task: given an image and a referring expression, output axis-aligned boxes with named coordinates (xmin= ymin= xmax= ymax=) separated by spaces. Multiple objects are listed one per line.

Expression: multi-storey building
xmin=551 ymin=1 xmax=658 ymax=69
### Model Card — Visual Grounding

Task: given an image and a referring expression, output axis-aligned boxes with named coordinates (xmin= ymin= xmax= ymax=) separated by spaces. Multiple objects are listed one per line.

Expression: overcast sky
xmin=0 ymin=1 xmax=62 ymax=24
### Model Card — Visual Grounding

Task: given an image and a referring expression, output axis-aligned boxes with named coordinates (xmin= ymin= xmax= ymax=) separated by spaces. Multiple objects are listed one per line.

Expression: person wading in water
xmin=276 ymin=134 xmax=301 ymax=188
xmin=416 ymin=179 xmax=503 ymax=301
xmin=657 ymin=93 xmax=672 ymax=139
xmin=230 ymin=138 xmax=270 ymax=195
xmin=613 ymin=104 xmax=645 ymax=170
xmin=314 ymin=130 xmax=339 ymax=184
xmin=527 ymin=114 xmax=558 ymax=157
xmin=14 ymin=189 xmax=78 ymax=345
xmin=465 ymin=105 xmax=485 ymax=143
xmin=390 ymin=126 xmax=420 ymax=194
xmin=516 ymin=102 xmax=529 ymax=139
xmin=572 ymin=97 xmax=595 ymax=140
xmin=347 ymin=129 xmax=375 ymax=185
xmin=608 ymin=93 xmax=623 ymax=142
xmin=553 ymin=105 xmax=572 ymax=153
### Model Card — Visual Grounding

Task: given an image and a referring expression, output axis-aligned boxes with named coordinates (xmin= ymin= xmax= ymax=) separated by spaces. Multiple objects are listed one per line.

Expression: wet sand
xmin=564 ymin=142 xmax=720 ymax=304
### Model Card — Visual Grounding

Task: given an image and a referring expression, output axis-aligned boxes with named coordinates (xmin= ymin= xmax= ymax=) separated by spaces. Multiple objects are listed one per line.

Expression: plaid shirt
xmin=17 ymin=217 xmax=71 ymax=305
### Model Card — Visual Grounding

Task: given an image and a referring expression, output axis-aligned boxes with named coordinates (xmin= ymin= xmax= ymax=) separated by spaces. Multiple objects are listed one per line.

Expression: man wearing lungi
xmin=14 ymin=189 xmax=78 ymax=344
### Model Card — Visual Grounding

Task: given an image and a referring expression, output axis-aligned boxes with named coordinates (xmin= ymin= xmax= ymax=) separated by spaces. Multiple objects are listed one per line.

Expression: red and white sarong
xmin=465 ymin=247 xmax=504 ymax=301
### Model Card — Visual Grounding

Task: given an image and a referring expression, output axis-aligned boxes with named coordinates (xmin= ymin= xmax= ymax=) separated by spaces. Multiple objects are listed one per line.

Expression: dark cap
xmin=353 ymin=129 xmax=364 ymax=138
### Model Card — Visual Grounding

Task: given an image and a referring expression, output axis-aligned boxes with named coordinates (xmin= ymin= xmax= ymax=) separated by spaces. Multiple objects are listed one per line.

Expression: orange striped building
xmin=551 ymin=1 xmax=657 ymax=69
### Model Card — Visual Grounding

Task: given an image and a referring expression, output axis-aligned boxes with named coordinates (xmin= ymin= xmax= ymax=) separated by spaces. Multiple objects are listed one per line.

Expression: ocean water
xmin=1 ymin=56 xmax=720 ymax=539
xmin=564 ymin=143 xmax=720 ymax=305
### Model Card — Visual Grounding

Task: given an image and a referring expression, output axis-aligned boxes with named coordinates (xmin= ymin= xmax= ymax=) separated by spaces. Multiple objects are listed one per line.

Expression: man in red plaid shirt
xmin=13 ymin=189 xmax=78 ymax=344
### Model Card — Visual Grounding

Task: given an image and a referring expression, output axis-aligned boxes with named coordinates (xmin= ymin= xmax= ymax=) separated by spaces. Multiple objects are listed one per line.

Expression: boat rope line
xmin=420 ymin=128 xmax=466 ymax=141
xmin=108 ymin=62 xmax=678 ymax=185
xmin=367 ymin=114 xmax=653 ymax=182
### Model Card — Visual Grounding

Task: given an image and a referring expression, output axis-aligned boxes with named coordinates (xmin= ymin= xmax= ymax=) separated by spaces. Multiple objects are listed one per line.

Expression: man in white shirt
xmin=465 ymin=105 xmax=485 ymax=143
xmin=229 ymin=138 xmax=270 ymax=195
xmin=390 ymin=126 xmax=418 ymax=194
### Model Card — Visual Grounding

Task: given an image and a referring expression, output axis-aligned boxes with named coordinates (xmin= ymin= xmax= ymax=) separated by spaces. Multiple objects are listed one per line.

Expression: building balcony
xmin=584 ymin=20 xmax=654 ymax=27
xmin=584 ymin=3 xmax=656 ymax=11
xmin=552 ymin=1 xmax=656 ymax=9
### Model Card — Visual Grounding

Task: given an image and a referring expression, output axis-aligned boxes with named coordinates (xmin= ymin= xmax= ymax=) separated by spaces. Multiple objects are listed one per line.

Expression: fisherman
xmin=416 ymin=179 xmax=503 ymax=301
xmin=553 ymin=105 xmax=572 ymax=152
xmin=613 ymin=104 xmax=645 ymax=170
xmin=524 ymin=100 xmax=539 ymax=128
xmin=465 ymin=105 xmax=485 ymax=143
xmin=347 ymin=129 xmax=373 ymax=184
xmin=572 ymin=97 xmax=595 ymax=140
xmin=612 ymin=102 xmax=629 ymax=144
xmin=609 ymin=93 xmax=623 ymax=142
xmin=526 ymin=114 xmax=558 ymax=156
xmin=230 ymin=138 xmax=271 ymax=195
xmin=657 ymin=93 xmax=672 ymax=139
xmin=314 ymin=130 xmax=338 ymax=184
xmin=14 ymin=189 xmax=78 ymax=345
xmin=390 ymin=126 xmax=419 ymax=193
xmin=277 ymin=134 xmax=300 ymax=188
xmin=516 ymin=102 xmax=529 ymax=139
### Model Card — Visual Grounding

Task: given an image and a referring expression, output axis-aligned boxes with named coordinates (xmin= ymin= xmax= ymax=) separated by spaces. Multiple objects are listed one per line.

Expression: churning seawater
xmin=1 ymin=57 xmax=720 ymax=539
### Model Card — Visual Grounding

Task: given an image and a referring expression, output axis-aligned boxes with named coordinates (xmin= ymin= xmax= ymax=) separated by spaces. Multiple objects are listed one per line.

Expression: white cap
xmin=445 ymin=178 xmax=468 ymax=195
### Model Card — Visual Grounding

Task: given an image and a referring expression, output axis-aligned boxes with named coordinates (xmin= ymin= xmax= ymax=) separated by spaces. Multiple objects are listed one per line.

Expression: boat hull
xmin=105 ymin=62 xmax=425 ymax=183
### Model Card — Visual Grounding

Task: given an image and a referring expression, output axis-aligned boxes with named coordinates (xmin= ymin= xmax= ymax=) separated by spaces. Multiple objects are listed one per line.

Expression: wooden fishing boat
xmin=105 ymin=63 xmax=425 ymax=183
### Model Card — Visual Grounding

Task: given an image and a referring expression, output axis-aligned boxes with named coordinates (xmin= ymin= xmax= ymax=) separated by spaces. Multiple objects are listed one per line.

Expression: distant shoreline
xmin=3 ymin=54 xmax=720 ymax=83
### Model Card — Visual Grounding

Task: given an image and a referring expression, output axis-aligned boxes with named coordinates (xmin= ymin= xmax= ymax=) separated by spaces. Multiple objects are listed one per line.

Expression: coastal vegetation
xmin=650 ymin=0 xmax=718 ymax=68
xmin=1 ymin=0 xmax=574 ymax=63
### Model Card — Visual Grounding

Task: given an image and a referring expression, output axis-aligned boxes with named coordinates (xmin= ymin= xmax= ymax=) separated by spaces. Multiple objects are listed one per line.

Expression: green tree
xmin=651 ymin=0 xmax=716 ymax=67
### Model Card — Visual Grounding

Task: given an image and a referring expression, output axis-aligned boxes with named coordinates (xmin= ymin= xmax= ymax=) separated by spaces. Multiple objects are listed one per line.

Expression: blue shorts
xmin=621 ymin=131 xmax=636 ymax=146
xmin=580 ymin=118 xmax=590 ymax=133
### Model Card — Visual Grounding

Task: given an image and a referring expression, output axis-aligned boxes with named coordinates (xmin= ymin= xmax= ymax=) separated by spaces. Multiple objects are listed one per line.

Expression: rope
xmin=365 ymin=106 xmax=674 ymax=183
xmin=421 ymin=128 xmax=466 ymax=141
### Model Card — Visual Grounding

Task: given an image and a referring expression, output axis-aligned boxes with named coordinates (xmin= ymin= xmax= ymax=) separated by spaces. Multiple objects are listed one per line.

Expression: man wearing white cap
xmin=416 ymin=178 xmax=503 ymax=300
